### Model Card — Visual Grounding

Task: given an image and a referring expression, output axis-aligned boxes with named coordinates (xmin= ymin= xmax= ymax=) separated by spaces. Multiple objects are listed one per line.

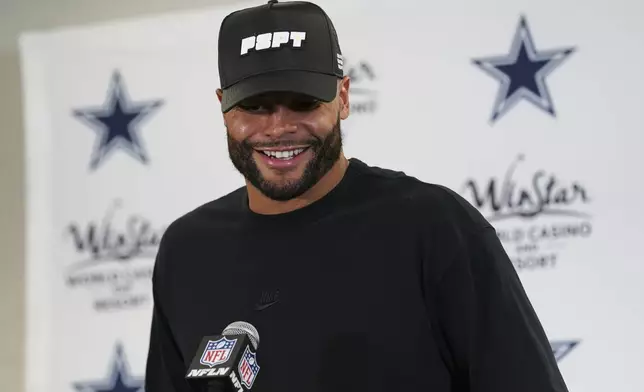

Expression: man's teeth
xmin=261 ymin=148 xmax=306 ymax=160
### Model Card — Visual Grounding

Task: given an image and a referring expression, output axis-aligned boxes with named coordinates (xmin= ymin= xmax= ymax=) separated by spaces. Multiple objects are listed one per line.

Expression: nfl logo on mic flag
xmin=200 ymin=337 xmax=237 ymax=367
xmin=238 ymin=345 xmax=261 ymax=389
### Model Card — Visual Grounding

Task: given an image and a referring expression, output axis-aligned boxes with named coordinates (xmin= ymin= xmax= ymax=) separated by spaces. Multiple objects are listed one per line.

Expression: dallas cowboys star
xmin=74 ymin=343 xmax=144 ymax=392
xmin=73 ymin=70 xmax=164 ymax=170
xmin=472 ymin=16 xmax=575 ymax=123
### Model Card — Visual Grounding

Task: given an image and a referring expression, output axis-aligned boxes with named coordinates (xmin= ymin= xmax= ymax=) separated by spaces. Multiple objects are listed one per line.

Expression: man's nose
xmin=263 ymin=105 xmax=298 ymax=137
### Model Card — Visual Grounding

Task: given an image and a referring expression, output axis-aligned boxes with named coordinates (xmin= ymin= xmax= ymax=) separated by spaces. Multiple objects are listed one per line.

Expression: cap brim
xmin=220 ymin=70 xmax=339 ymax=113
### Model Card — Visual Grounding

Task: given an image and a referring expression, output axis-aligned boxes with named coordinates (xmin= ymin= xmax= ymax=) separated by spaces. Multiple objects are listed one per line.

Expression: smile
xmin=257 ymin=148 xmax=308 ymax=160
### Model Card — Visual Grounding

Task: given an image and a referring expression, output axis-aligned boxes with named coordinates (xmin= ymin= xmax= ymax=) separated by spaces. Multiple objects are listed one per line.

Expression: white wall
xmin=0 ymin=1 xmax=238 ymax=390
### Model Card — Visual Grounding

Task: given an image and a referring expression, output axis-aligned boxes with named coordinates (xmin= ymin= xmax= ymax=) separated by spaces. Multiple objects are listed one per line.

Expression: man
xmin=145 ymin=1 xmax=569 ymax=391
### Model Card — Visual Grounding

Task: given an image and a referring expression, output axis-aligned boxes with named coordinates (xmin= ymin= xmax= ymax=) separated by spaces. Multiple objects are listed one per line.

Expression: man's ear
xmin=338 ymin=76 xmax=350 ymax=120
xmin=216 ymin=88 xmax=223 ymax=103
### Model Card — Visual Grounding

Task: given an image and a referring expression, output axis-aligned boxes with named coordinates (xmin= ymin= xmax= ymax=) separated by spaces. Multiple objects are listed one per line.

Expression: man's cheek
xmin=301 ymin=119 xmax=335 ymax=137
xmin=225 ymin=113 xmax=263 ymax=140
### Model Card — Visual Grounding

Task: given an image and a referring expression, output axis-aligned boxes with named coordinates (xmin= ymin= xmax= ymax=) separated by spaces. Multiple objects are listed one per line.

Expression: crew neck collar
xmin=240 ymin=158 xmax=364 ymax=227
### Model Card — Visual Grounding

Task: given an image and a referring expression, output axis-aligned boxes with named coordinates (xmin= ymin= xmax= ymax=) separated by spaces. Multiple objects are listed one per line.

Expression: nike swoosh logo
xmin=255 ymin=301 xmax=278 ymax=311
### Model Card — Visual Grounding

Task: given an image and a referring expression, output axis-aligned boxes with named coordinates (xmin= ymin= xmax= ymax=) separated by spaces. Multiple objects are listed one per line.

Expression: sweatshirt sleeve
xmin=430 ymin=225 xmax=569 ymax=392
xmin=144 ymin=236 xmax=192 ymax=392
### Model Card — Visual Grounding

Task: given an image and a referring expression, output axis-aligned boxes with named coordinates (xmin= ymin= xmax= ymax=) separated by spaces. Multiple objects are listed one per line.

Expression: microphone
xmin=185 ymin=321 xmax=262 ymax=391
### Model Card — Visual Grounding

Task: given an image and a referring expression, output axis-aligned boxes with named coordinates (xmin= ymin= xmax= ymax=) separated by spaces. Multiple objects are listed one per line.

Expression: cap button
xmin=267 ymin=0 xmax=278 ymax=4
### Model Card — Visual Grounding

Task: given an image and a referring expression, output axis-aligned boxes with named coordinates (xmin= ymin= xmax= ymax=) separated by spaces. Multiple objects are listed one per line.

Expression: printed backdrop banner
xmin=20 ymin=0 xmax=644 ymax=391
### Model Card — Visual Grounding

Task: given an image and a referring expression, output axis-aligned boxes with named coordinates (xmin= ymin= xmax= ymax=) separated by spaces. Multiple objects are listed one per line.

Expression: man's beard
xmin=227 ymin=117 xmax=343 ymax=201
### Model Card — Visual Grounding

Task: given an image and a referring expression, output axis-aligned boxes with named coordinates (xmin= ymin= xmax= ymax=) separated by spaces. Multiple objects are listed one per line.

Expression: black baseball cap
xmin=217 ymin=0 xmax=344 ymax=112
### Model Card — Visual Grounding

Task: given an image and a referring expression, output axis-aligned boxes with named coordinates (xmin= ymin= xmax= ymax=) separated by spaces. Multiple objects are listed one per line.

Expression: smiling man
xmin=223 ymin=86 xmax=347 ymax=212
xmin=144 ymin=1 xmax=570 ymax=392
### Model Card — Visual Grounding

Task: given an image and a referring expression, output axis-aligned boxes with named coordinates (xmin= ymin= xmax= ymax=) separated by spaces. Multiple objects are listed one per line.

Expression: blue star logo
xmin=73 ymin=70 xmax=164 ymax=170
xmin=472 ymin=16 xmax=575 ymax=123
xmin=550 ymin=340 xmax=580 ymax=362
xmin=74 ymin=343 xmax=145 ymax=392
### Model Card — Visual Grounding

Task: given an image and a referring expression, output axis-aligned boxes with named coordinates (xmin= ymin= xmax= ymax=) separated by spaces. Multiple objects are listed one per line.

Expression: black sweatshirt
xmin=145 ymin=158 xmax=568 ymax=392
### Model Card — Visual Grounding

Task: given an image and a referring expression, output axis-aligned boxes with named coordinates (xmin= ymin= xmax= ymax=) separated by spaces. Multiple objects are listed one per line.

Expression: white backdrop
xmin=19 ymin=0 xmax=644 ymax=391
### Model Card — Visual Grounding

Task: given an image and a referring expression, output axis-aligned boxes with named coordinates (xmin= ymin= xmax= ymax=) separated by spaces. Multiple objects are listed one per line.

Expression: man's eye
xmin=237 ymin=102 xmax=266 ymax=112
xmin=236 ymin=99 xmax=320 ymax=113
xmin=290 ymin=100 xmax=321 ymax=111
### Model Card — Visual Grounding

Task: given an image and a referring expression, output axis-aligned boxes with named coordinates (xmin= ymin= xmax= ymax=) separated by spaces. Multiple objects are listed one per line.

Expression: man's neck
xmin=247 ymin=155 xmax=350 ymax=215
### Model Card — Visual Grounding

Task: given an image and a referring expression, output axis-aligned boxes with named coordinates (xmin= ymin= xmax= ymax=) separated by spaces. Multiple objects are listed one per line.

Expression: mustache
xmin=243 ymin=139 xmax=321 ymax=149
